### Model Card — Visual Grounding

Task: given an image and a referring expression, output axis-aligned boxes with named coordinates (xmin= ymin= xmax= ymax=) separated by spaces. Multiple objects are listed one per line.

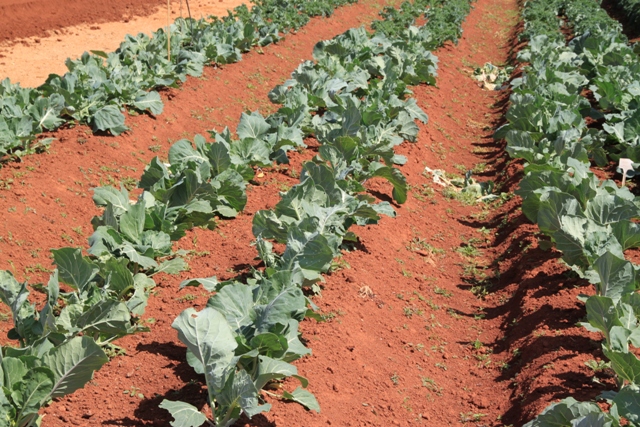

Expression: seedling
xmin=123 ymin=386 xmax=145 ymax=399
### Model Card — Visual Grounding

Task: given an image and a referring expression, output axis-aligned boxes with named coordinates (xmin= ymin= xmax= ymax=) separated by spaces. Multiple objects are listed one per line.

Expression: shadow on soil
xmin=451 ymin=92 xmax=607 ymax=424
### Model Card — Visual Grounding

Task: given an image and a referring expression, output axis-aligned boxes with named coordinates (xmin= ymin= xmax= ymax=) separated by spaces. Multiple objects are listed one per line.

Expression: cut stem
xmin=167 ymin=0 xmax=171 ymax=62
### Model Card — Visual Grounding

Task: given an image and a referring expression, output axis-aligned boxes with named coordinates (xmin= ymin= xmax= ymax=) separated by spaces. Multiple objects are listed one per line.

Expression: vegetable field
xmin=1 ymin=0 xmax=639 ymax=425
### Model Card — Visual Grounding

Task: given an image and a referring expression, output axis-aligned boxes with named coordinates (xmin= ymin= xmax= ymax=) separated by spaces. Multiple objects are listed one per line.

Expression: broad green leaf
xmin=206 ymin=143 xmax=231 ymax=175
xmin=609 ymin=326 xmax=632 ymax=352
xmin=102 ymin=257 xmax=134 ymax=296
xmin=217 ymin=369 xmax=270 ymax=420
xmin=403 ymin=98 xmax=428 ymax=123
xmin=42 ymin=336 xmax=108 ymax=398
xmin=179 ymin=276 xmax=219 ymax=292
xmin=281 ymin=230 xmax=334 ymax=278
xmin=370 ymin=165 xmax=407 ymax=204
xmin=207 ymin=283 xmax=256 ymax=331
xmin=249 ymin=333 xmax=287 ymax=357
xmin=229 ymin=138 xmax=271 ymax=166
xmin=92 ymin=105 xmax=128 ymax=135
xmin=281 ymin=320 xmax=311 ymax=361
xmin=0 ymin=390 xmax=15 ymax=424
xmin=612 ymin=221 xmax=640 ymax=251
xmin=254 ymin=285 xmax=306 ymax=333
xmin=159 ymin=400 xmax=207 ymax=427
xmin=586 ymin=194 xmax=636 ymax=225
xmin=571 ymin=413 xmax=612 ymax=427
xmin=585 ymin=296 xmax=620 ymax=345
xmin=2 ymin=357 xmax=29 ymax=390
xmin=538 ymin=192 xmax=581 ymax=236
xmin=133 ymin=91 xmax=164 ymax=115
xmin=11 ymin=367 xmax=54 ymax=424
xmin=282 ymin=387 xmax=320 ymax=412
xmin=172 ymin=307 xmax=237 ymax=392
xmin=237 ymin=112 xmax=270 ymax=140
xmin=76 ymin=300 xmax=132 ymax=337
xmin=92 ymin=186 xmax=130 ymax=214
xmin=593 ymin=251 xmax=636 ymax=301
xmin=522 ymin=397 xmax=602 ymax=427
xmin=126 ymin=273 xmax=155 ymax=316
xmin=0 ymin=270 xmax=27 ymax=309
xmin=168 ymin=139 xmax=207 ymax=166
xmin=254 ymin=356 xmax=297 ymax=390
xmin=604 ymin=349 xmax=640 ymax=385
xmin=154 ymin=258 xmax=188 ymax=275
xmin=119 ymin=202 xmax=146 ymax=243
xmin=51 ymin=248 xmax=99 ymax=293
xmin=612 ymin=386 xmax=640 ymax=423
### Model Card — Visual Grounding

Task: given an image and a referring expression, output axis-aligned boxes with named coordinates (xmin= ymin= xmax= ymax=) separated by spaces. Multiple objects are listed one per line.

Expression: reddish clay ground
xmin=0 ymin=0 xmax=194 ymax=42
xmin=0 ymin=0 xmax=616 ymax=426
xmin=0 ymin=0 xmax=249 ymax=87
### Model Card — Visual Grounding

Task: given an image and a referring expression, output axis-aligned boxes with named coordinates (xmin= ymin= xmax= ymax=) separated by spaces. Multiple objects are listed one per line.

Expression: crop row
xmin=610 ymin=0 xmax=640 ymax=31
xmin=498 ymin=0 xmax=640 ymax=425
xmin=0 ymin=0 xmax=474 ymax=425
xmin=0 ymin=0 xmax=358 ymax=159
xmin=161 ymin=0 xmax=474 ymax=424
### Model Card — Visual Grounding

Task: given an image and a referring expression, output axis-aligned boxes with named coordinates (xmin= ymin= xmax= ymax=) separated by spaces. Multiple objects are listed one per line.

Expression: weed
xmin=121 ymin=177 xmax=137 ymax=191
xmin=407 ymin=237 xmax=445 ymax=256
xmin=472 ymin=163 xmax=487 ymax=174
xmin=123 ymin=386 xmax=145 ymax=399
xmin=434 ymin=286 xmax=453 ymax=298
xmin=177 ymin=294 xmax=196 ymax=303
xmin=390 ymin=373 xmax=400 ymax=385
xmin=411 ymin=183 xmax=435 ymax=201
xmin=403 ymin=306 xmax=423 ymax=318
xmin=412 ymin=290 xmax=426 ymax=301
xmin=460 ymin=412 xmax=487 ymax=423
xmin=447 ymin=308 xmax=461 ymax=319
xmin=456 ymin=245 xmax=482 ymax=258
xmin=24 ymin=264 xmax=49 ymax=274
xmin=442 ymin=187 xmax=478 ymax=205
xmin=330 ymin=256 xmax=351 ymax=272
xmin=322 ymin=309 xmax=345 ymax=322
xmin=585 ymin=359 xmax=609 ymax=372
xmin=103 ymin=343 xmax=127 ymax=359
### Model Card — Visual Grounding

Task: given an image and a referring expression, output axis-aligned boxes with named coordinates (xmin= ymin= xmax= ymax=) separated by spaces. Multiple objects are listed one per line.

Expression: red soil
xmin=0 ymin=0 xmax=184 ymax=42
xmin=0 ymin=0 xmax=613 ymax=426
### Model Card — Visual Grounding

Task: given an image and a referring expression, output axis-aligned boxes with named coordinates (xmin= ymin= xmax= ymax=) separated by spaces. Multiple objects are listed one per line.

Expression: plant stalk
xmin=167 ymin=0 xmax=171 ymax=62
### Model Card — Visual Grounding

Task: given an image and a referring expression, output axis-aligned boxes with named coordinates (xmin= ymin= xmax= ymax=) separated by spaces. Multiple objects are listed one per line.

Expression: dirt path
xmin=0 ymin=0 xmax=248 ymax=87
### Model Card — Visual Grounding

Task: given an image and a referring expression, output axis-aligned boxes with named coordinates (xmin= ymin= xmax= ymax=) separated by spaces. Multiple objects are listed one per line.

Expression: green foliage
xmin=0 ymin=257 xmax=152 ymax=426
xmin=503 ymin=0 xmax=640 ymax=425
xmin=610 ymin=0 xmax=640 ymax=31
xmin=162 ymin=0 xmax=473 ymax=425
xmin=0 ymin=0 xmax=358 ymax=159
